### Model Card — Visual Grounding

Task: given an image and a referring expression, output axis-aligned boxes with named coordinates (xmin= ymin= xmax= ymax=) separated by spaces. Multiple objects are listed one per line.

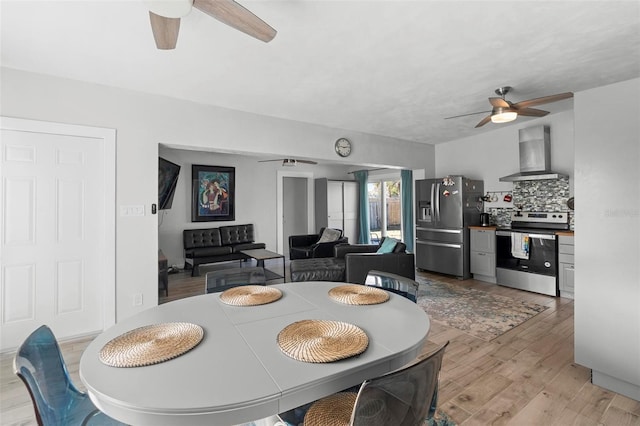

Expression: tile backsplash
xmin=488 ymin=177 xmax=574 ymax=229
xmin=512 ymin=177 xmax=570 ymax=211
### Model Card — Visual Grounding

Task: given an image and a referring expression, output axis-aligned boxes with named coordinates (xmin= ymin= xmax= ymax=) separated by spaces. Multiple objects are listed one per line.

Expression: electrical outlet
xmin=133 ymin=293 xmax=143 ymax=306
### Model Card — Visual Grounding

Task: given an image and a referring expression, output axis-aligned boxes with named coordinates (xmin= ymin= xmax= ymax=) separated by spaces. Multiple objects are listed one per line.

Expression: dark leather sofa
xmin=290 ymin=237 xmax=415 ymax=284
xmin=288 ymin=228 xmax=348 ymax=260
xmin=183 ymin=224 xmax=265 ymax=276
xmin=338 ymin=239 xmax=415 ymax=284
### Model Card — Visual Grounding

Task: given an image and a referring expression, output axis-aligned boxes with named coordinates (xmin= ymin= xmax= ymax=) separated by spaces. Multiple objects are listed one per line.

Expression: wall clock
xmin=334 ymin=138 xmax=352 ymax=157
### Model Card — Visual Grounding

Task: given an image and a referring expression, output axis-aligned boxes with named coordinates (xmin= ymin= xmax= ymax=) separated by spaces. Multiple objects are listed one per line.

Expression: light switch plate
xmin=120 ymin=205 xmax=145 ymax=217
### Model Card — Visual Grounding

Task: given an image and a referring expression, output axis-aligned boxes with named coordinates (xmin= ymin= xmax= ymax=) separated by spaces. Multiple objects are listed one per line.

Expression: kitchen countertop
xmin=468 ymin=225 xmax=574 ymax=236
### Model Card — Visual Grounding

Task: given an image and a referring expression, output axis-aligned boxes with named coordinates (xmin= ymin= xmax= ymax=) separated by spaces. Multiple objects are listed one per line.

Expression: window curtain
xmin=353 ymin=171 xmax=370 ymax=244
xmin=401 ymin=169 xmax=414 ymax=252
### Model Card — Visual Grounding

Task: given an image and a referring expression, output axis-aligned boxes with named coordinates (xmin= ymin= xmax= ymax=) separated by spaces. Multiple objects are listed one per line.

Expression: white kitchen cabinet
xmin=315 ymin=179 xmax=359 ymax=244
xmin=558 ymin=234 xmax=575 ymax=299
xmin=470 ymin=228 xmax=496 ymax=283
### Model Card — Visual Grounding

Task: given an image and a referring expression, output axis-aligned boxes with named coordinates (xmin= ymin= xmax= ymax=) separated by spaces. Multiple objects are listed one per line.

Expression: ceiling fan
xmin=147 ymin=0 xmax=277 ymax=50
xmin=258 ymin=159 xmax=318 ymax=167
xmin=445 ymin=87 xmax=574 ymax=128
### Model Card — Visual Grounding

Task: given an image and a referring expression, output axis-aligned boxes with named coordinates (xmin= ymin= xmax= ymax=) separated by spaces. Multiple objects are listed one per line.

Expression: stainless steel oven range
xmin=496 ymin=211 xmax=570 ymax=296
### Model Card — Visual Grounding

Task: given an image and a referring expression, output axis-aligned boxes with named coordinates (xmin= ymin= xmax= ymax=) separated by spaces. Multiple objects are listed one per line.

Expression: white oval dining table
xmin=80 ymin=281 xmax=430 ymax=426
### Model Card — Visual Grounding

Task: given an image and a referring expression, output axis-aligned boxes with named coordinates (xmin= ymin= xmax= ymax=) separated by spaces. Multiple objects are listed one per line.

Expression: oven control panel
xmin=511 ymin=211 xmax=569 ymax=224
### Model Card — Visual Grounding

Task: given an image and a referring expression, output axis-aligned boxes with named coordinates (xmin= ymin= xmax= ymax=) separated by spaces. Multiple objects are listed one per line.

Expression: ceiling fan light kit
xmin=490 ymin=107 xmax=518 ymax=124
xmin=147 ymin=0 xmax=192 ymax=18
xmin=446 ymin=86 xmax=573 ymax=128
xmin=258 ymin=159 xmax=318 ymax=167
xmin=148 ymin=0 xmax=277 ymax=50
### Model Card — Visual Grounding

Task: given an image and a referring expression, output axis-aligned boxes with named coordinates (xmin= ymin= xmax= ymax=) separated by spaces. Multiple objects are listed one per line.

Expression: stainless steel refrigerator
xmin=415 ymin=176 xmax=483 ymax=279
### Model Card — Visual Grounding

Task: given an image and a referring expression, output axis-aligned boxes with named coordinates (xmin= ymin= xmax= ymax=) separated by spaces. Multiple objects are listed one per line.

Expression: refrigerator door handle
xmin=416 ymin=240 xmax=462 ymax=249
xmin=430 ymin=183 xmax=435 ymax=223
xmin=416 ymin=227 xmax=462 ymax=234
xmin=435 ymin=183 xmax=441 ymax=222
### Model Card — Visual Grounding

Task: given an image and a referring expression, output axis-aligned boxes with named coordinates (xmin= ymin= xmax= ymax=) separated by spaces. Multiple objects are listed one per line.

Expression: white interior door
xmin=1 ymin=117 xmax=115 ymax=350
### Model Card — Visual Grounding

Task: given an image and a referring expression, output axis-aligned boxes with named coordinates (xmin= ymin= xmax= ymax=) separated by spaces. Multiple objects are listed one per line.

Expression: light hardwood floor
xmin=2 ymin=263 xmax=639 ymax=425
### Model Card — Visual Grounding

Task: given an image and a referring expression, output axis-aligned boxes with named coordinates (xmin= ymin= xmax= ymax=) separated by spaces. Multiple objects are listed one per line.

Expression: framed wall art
xmin=191 ymin=164 xmax=235 ymax=222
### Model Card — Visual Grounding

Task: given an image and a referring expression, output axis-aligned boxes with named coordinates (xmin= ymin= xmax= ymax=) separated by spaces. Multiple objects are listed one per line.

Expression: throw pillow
xmin=317 ymin=228 xmax=341 ymax=244
xmin=376 ymin=237 xmax=398 ymax=254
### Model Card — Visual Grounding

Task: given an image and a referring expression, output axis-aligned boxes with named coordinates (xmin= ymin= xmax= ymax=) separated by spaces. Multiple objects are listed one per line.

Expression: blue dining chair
xmin=280 ymin=342 xmax=449 ymax=426
xmin=13 ymin=325 xmax=127 ymax=426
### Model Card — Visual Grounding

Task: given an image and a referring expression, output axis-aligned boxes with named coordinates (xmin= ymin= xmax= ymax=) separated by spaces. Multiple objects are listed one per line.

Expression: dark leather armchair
xmin=334 ymin=237 xmax=415 ymax=284
xmin=289 ymin=228 xmax=348 ymax=260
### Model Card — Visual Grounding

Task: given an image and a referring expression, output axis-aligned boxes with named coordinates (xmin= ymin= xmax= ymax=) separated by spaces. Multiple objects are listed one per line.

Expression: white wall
xmin=435 ymin=110 xmax=575 ymax=195
xmin=158 ymin=147 xmax=354 ymax=267
xmin=1 ymin=67 xmax=435 ymax=322
xmin=574 ymin=78 xmax=640 ymax=400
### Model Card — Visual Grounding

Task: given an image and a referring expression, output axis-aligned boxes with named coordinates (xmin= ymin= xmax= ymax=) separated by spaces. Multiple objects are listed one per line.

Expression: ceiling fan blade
xmin=516 ymin=107 xmax=549 ymax=117
xmin=475 ymin=114 xmax=493 ymax=128
xmin=149 ymin=11 xmax=181 ymax=50
xmin=258 ymin=159 xmax=282 ymax=162
xmin=444 ymin=110 xmax=491 ymax=120
xmin=296 ymin=160 xmax=318 ymax=165
xmin=513 ymin=92 xmax=574 ymax=109
xmin=193 ymin=0 xmax=277 ymax=42
xmin=489 ymin=97 xmax=510 ymax=108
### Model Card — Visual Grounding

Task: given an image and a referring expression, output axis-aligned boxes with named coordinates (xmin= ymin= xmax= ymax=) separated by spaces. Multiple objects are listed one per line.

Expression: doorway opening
xmin=276 ymin=171 xmax=314 ymax=257
xmin=367 ymin=178 xmax=402 ymax=243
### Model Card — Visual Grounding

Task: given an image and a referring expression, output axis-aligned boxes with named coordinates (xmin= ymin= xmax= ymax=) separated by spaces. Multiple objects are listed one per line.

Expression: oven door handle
xmin=496 ymin=231 xmax=556 ymax=240
xmin=528 ymin=233 xmax=556 ymax=240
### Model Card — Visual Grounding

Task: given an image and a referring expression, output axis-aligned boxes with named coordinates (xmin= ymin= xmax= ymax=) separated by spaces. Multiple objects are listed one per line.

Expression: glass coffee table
xmin=240 ymin=249 xmax=286 ymax=282
xmin=205 ymin=266 xmax=266 ymax=294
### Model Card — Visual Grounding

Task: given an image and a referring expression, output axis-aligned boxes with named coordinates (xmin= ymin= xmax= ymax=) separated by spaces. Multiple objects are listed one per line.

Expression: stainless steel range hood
xmin=499 ymin=125 xmax=568 ymax=182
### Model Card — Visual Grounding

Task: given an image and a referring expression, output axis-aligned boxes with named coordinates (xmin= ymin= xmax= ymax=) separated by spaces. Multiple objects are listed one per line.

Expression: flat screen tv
xmin=158 ymin=157 xmax=181 ymax=210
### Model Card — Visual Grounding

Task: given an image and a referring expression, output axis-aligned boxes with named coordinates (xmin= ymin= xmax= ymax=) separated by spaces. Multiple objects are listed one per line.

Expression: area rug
xmin=416 ymin=277 xmax=548 ymax=342
xmin=425 ymin=410 xmax=457 ymax=425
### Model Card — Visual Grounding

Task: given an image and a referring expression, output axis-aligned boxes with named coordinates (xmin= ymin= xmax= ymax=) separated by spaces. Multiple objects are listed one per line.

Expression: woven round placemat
xmin=328 ymin=284 xmax=390 ymax=305
xmin=277 ymin=319 xmax=368 ymax=363
xmin=99 ymin=322 xmax=204 ymax=368
xmin=219 ymin=285 xmax=282 ymax=306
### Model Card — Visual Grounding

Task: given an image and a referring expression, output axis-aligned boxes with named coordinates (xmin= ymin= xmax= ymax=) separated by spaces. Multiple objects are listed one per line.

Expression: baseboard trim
xmin=592 ymin=370 xmax=640 ymax=401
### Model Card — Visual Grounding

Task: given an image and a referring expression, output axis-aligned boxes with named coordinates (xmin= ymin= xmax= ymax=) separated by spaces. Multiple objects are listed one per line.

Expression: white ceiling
xmin=2 ymin=0 xmax=639 ymax=145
